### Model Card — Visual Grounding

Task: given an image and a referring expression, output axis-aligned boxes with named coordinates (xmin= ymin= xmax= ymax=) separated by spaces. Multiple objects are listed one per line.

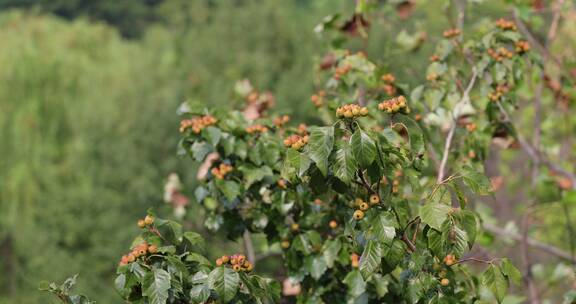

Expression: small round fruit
xmin=440 ymin=278 xmax=450 ymax=286
xmin=221 ymin=255 xmax=230 ymax=263
xmin=359 ymin=202 xmax=369 ymax=211
xmin=231 ymin=258 xmax=238 ymax=265
xmin=244 ymin=262 xmax=254 ymax=272
xmin=232 ymin=264 xmax=242 ymax=272
xmin=291 ymin=223 xmax=300 ymax=231
xmin=360 ymin=107 xmax=369 ymax=116
xmin=127 ymin=254 xmax=136 ymax=263
xmin=144 ymin=215 xmax=154 ymax=225
xmin=148 ymin=245 xmax=158 ymax=254
xmin=216 ymin=258 xmax=223 ymax=266
xmin=369 ymin=194 xmax=379 ymax=205
xmin=351 ymin=253 xmax=360 ymax=268
xmin=281 ymin=240 xmax=290 ymax=249
xmin=137 ymin=219 xmax=146 ymax=228
xmin=329 ymin=220 xmax=338 ymax=229
xmin=353 ymin=210 xmax=365 ymax=220
xmin=237 ymin=255 xmax=246 ymax=265
xmin=444 ymin=254 xmax=455 ymax=266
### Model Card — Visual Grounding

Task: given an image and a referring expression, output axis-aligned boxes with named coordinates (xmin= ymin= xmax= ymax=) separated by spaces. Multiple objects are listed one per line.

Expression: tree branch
xmin=483 ymin=223 xmax=576 ymax=263
xmin=437 ymin=68 xmax=478 ymax=183
xmin=243 ymin=230 xmax=256 ymax=264
xmin=495 ymin=101 xmax=576 ymax=188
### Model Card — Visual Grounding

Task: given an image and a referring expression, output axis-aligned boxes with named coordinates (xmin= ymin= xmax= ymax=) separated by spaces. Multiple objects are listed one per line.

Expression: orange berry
xmin=137 ymin=219 xmax=146 ymax=228
xmin=329 ymin=220 xmax=338 ymax=229
xmin=440 ymin=278 xmax=450 ymax=286
xmin=291 ymin=223 xmax=300 ymax=232
xmin=216 ymin=258 xmax=223 ymax=266
xmin=232 ymin=264 xmax=241 ymax=272
xmin=144 ymin=215 xmax=154 ymax=225
xmin=369 ymin=194 xmax=379 ymax=205
xmin=359 ymin=202 xmax=369 ymax=211
xmin=148 ymin=245 xmax=158 ymax=254
xmin=281 ymin=240 xmax=290 ymax=249
xmin=353 ymin=210 xmax=365 ymax=220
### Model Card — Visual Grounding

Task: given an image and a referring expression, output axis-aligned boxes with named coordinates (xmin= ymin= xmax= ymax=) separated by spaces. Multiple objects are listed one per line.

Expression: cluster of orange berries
xmin=488 ymin=84 xmax=510 ymax=101
xmin=352 ymin=195 xmax=380 ymax=220
xmin=515 ymin=40 xmax=530 ymax=54
xmin=381 ymin=73 xmax=397 ymax=96
xmin=310 ymin=91 xmax=327 ymax=107
xmin=487 ymin=47 xmax=513 ymax=61
xmin=273 ymin=115 xmax=290 ymax=128
xmin=215 ymin=254 xmax=253 ymax=272
xmin=351 ymin=253 xmax=360 ymax=268
xmin=119 ymin=241 xmax=159 ymax=266
xmin=443 ymin=28 xmax=461 ymax=39
xmin=284 ymin=134 xmax=309 ymax=150
xmin=334 ymin=64 xmax=352 ymax=80
xmin=378 ymin=96 xmax=409 ymax=114
xmin=336 ymin=104 xmax=369 ymax=118
xmin=179 ymin=115 xmax=217 ymax=134
xmin=246 ymin=124 xmax=269 ymax=134
xmin=211 ymin=163 xmax=233 ymax=180
xmin=137 ymin=215 xmax=155 ymax=228
xmin=495 ymin=18 xmax=516 ymax=31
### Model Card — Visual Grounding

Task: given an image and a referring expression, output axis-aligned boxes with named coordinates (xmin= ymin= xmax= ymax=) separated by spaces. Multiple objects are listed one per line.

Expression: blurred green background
xmin=1 ymin=0 xmax=574 ymax=303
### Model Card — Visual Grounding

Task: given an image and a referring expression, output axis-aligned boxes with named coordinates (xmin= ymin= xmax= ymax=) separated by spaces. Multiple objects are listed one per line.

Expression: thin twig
xmin=437 ymin=68 xmax=478 ymax=183
xmin=452 ymin=257 xmax=495 ymax=266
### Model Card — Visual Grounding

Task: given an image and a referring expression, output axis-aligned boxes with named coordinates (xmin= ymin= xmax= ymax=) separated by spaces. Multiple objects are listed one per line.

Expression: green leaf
xmin=443 ymin=222 xmax=468 ymax=258
xmin=216 ymin=180 xmax=241 ymax=201
xmin=482 ymin=264 xmax=508 ymax=304
xmin=359 ymin=241 xmax=382 ymax=279
xmin=190 ymin=284 xmax=211 ymax=303
xmin=427 ymin=229 xmax=444 ymax=256
xmin=208 ymin=267 xmax=240 ymax=302
xmin=461 ymin=166 xmax=492 ymax=195
xmin=366 ymin=212 xmax=397 ymax=243
xmin=183 ymin=232 xmax=205 ymax=249
xmin=307 ymin=126 xmax=334 ymax=175
xmin=501 ymin=258 xmax=522 ymax=285
xmin=456 ymin=210 xmax=477 ymax=249
xmin=333 ymin=141 xmax=357 ymax=184
xmin=343 ymin=270 xmax=366 ymax=298
xmin=350 ymin=129 xmax=377 ymax=168
xmin=322 ymin=238 xmax=342 ymax=268
xmin=307 ymin=256 xmax=328 ymax=280
xmin=392 ymin=114 xmax=425 ymax=157
xmin=238 ymin=165 xmax=273 ymax=188
xmin=143 ymin=268 xmax=171 ymax=304
xmin=186 ymin=253 xmax=212 ymax=266
xmin=191 ymin=141 xmax=213 ymax=162
xmin=202 ymin=126 xmax=222 ymax=146
xmin=419 ymin=202 xmax=451 ymax=230
xmin=292 ymin=234 xmax=313 ymax=255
